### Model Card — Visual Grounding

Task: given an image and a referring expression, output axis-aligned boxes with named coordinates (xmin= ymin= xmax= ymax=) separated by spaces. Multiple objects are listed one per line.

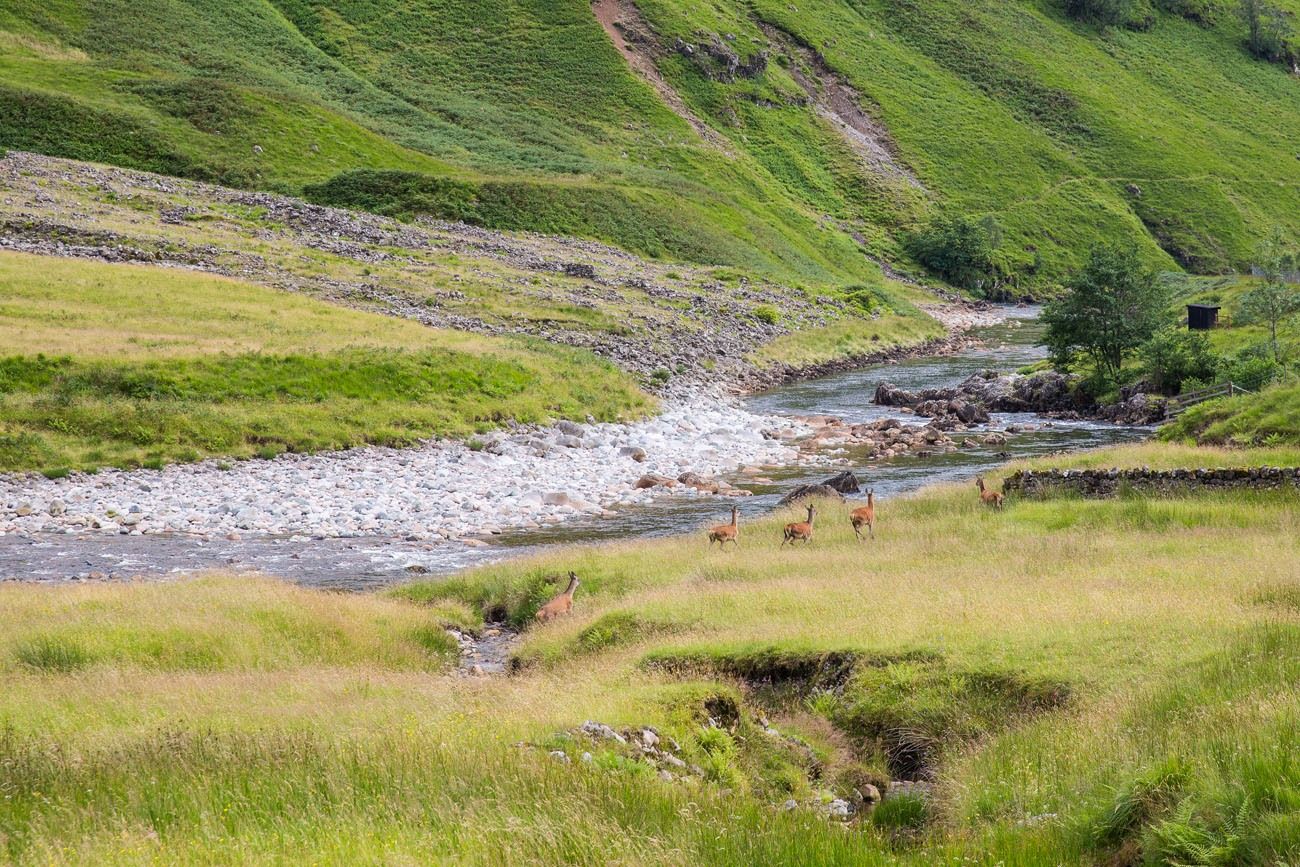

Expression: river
xmin=0 ymin=309 xmax=1149 ymax=589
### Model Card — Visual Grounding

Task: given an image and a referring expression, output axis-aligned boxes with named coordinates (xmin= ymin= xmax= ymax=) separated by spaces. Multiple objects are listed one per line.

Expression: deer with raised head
xmin=781 ymin=503 xmax=816 ymax=547
xmin=707 ymin=505 xmax=740 ymax=548
xmin=535 ymin=572 xmax=580 ymax=622
xmin=975 ymin=477 xmax=1004 ymax=510
xmin=850 ymin=489 xmax=876 ymax=542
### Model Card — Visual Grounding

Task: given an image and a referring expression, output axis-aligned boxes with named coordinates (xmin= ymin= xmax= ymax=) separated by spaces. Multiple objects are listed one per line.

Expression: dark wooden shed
xmin=1187 ymin=304 xmax=1220 ymax=330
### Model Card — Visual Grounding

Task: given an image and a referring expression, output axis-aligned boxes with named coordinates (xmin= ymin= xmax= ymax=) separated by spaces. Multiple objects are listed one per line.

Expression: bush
xmin=1139 ymin=328 xmax=1218 ymax=395
xmin=906 ymin=215 xmax=1013 ymax=298
xmin=1044 ymin=244 xmax=1169 ymax=388
xmin=753 ymin=304 xmax=781 ymax=325
xmin=1065 ymin=0 xmax=1148 ymax=26
xmin=1155 ymin=0 xmax=1224 ymax=24
xmin=1240 ymin=0 xmax=1297 ymax=65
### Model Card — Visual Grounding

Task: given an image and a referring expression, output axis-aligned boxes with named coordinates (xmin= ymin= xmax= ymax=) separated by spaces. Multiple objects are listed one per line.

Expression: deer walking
xmin=975 ymin=477 xmax=1004 ymax=510
xmin=707 ymin=505 xmax=740 ymax=549
xmin=850 ymin=490 xmax=876 ymax=542
xmin=781 ymin=503 xmax=816 ymax=547
xmin=535 ymin=572 xmax=581 ymax=622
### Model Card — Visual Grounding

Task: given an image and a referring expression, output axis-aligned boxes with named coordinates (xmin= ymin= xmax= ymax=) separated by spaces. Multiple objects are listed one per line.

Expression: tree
xmin=1239 ymin=0 xmax=1295 ymax=64
xmin=907 ymin=215 xmax=1010 ymax=297
xmin=1239 ymin=230 xmax=1300 ymax=361
xmin=1043 ymin=245 xmax=1169 ymax=388
xmin=1139 ymin=328 xmax=1217 ymax=395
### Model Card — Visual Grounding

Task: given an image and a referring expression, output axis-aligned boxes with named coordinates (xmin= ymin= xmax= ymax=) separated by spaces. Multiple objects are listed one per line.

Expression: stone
xmin=826 ymin=799 xmax=852 ymax=819
xmin=15 ymin=503 xmax=32 ymax=517
xmin=778 ymin=484 xmax=844 ymax=506
xmin=782 ymin=799 xmax=798 ymax=811
xmin=549 ymin=750 xmax=570 ymax=763
xmin=635 ymin=474 xmax=673 ymax=489
xmin=47 ymin=499 xmax=66 ymax=516
xmin=819 ymin=470 xmax=861 ymax=494
xmin=619 ymin=446 xmax=648 ymax=462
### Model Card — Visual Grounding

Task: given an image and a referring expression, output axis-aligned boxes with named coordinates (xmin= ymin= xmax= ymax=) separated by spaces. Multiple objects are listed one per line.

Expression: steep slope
xmin=1 ymin=0 xmax=1297 ymax=288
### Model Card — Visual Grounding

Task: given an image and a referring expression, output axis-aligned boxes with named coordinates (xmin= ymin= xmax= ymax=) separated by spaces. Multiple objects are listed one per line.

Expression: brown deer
xmin=850 ymin=489 xmax=876 ymax=542
xmin=781 ymin=503 xmax=816 ymax=547
xmin=707 ymin=505 xmax=740 ymax=548
xmin=535 ymin=572 xmax=580 ymax=622
xmin=975 ymin=477 xmax=1004 ymax=510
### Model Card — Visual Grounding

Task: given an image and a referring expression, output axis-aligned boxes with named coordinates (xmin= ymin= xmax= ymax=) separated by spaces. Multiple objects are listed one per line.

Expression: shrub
xmin=1139 ymin=328 xmax=1218 ymax=395
xmin=753 ymin=304 xmax=781 ymax=325
xmin=1155 ymin=0 xmax=1224 ymax=24
xmin=1239 ymin=0 xmax=1296 ymax=66
xmin=907 ymin=215 xmax=1013 ymax=298
xmin=1065 ymin=0 xmax=1140 ymax=26
xmin=1044 ymin=245 xmax=1169 ymax=388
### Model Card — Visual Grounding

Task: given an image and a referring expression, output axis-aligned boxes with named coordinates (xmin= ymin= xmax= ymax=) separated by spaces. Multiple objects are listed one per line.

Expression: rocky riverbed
xmin=0 ymin=393 xmax=827 ymax=544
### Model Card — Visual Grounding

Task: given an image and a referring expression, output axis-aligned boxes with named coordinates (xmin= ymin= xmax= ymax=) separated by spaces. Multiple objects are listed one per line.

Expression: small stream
xmin=0 ymin=309 xmax=1150 ymax=588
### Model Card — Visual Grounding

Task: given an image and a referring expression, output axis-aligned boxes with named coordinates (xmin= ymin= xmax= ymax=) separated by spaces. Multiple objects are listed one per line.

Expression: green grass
xmin=2 ymin=0 xmax=1298 ymax=288
xmin=0 ymin=251 xmax=651 ymax=471
xmin=1162 ymin=379 xmax=1300 ymax=446
xmin=2 ymin=458 xmax=1298 ymax=862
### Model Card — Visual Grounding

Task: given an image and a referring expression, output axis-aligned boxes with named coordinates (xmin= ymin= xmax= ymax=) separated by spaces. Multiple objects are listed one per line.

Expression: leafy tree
xmin=1239 ymin=0 xmax=1296 ymax=64
xmin=1238 ymin=229 xmax=1300 ymax=362
xmin=1043 ymin=245 xmax=1169 ymax=388
xmin=1139 ymin=328 xmax=1218 ymax=394
xmin=907 ymin=215 xmax=1010 ymax=297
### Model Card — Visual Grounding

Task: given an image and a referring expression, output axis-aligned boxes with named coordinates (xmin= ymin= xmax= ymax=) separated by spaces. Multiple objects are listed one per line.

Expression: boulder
xmin=635 ymin=474 xmax=674 ymax=489
xmin=778 ymin=484 xmax=845 ymax=506
xmin=820 ymin=470 xmax=862 ymax=494
xmin=619 ymin=446 xmax=648 ymax=462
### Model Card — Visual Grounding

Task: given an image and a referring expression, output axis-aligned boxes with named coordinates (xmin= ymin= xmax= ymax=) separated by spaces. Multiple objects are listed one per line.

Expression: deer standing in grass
xmin=975 ymin=477 xmax=1004 ymax=510
xmin=781 ymin=503 xmax=816 ymax=547
xmin=850 ymin=489 xmax=876 ymax=542
xmin=707 ymin=505 xmax=740 ymax=549
xmin=535 ymin=572 xmax=580 ymax=622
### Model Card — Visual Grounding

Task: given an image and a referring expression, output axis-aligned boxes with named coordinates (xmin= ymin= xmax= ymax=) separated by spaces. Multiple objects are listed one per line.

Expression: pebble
xmin=0 ymin=394 xmax=817 ymax=543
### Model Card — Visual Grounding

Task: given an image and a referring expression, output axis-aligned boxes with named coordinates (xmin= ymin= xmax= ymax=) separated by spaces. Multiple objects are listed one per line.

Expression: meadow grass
xmin=2 ymin=465 xmax=1297 ymax=863
xmin=0 ymin=251 xmax=651 ymax=472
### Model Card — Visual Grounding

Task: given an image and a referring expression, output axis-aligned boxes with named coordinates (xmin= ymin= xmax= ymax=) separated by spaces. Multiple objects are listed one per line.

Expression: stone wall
xmin=1003 ymin=467 xmax=1300 ymax=498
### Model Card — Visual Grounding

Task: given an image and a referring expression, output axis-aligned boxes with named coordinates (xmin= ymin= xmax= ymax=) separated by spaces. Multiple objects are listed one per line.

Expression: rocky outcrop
xmin=875 ymin=370 xmax=1088 ymax=419
xmin=1003 ymin=467 xmax=1300 ymax=499
xmin=1094 ymin=388 xmax=1168 ymax=426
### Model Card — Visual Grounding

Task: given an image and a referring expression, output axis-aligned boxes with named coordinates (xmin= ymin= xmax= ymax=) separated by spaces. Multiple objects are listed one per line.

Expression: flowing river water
xmin=0 ymin=310 xmax=1150 ymax=589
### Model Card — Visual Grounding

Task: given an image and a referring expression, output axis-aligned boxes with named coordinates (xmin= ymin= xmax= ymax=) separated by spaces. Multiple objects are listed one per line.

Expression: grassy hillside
xmin=1163 ymin=379 xmax=1300 ymax=444
xmin=2 ymin=0 xmax=1297 ymax=289
xmin=2 ymin=448 xmax=1298 ymax=862
xmin=0 ymin=250 xmax=649 ymax=472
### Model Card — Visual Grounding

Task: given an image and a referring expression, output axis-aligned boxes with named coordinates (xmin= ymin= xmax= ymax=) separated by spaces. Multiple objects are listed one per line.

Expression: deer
xmin=707 ymin=505 xmax=740 ymax=549
xmin=534 ymin=572 xmax=580 ymax=622
xmin=850 ymin=489 xmax=876 ymax=542
xmin=975 ymin=476 xmax=1004 ymax=510
xmin=781 ymin=503 xmax=816 ymax=547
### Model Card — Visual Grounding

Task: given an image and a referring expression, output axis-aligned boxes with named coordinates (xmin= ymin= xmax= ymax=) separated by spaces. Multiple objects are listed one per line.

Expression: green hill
xmin=2 ymin=0 xmax=1298 ymax=290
